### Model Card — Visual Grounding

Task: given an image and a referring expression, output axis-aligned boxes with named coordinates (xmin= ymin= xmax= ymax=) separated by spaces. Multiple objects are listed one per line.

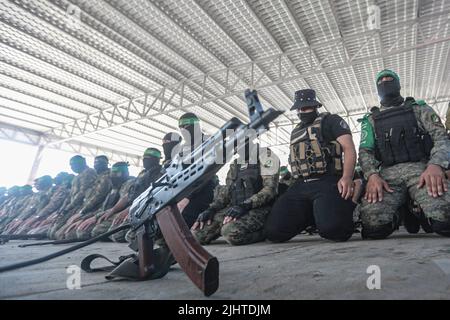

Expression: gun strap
xmin=18 ymin=238 xmax=86 ymax=248
xmin=81 ymin=253 xmax=135 ymax=273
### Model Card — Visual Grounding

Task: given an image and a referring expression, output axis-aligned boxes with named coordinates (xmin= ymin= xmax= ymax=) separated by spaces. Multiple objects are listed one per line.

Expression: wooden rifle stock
xmin=156 ymin=204 xmax=219 ymax=297
xmin=137 ymin=228 xmax=155 ymax=279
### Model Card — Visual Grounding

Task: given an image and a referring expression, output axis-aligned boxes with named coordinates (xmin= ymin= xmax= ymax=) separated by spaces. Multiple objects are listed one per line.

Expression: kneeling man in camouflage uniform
xmin=358 ymin=70 xmax=450 ymax=239
xmin=191 ymin=142 xmax=279 ymax=246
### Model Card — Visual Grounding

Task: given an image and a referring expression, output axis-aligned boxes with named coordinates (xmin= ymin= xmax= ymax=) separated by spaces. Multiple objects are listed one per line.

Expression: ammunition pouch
xmin=373 ymin=99 xmax=432 ymax=167
xmin=289 ymin=113 xmax=343 ymax=178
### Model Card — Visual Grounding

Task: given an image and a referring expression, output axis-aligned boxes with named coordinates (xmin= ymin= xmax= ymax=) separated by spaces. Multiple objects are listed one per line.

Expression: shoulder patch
xmin=263 ymin=159 xmax=273 ymax=168
xmin=416 ymin=99 xmax=427 ymax=106
xmin=339 ymin=119 xmax=350 ymax=130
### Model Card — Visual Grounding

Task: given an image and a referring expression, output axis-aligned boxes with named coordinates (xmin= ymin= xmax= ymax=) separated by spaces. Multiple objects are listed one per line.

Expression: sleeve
xmin=208 ymin=168 xmax=232 ymax=212
xmin=416 ymin=105 xmax=450 ymax=169
xmin=358 ymin=114 xmax=381 ymax=180
xmin=80 ymin=174 xmax=112 ymax=213
xmin=247 ymin=149 xmax=280 ymax=208
xmin=324 ymin=114 xmax=352 ymax=140
xmin=38 ymin=188 xmax=68 ymax=217
xmin=67 ymin=170 xmax=98 ymax=210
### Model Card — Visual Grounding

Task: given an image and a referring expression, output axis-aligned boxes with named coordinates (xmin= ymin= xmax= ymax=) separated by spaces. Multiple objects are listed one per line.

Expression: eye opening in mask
xmin=377 ymin=76 xmax=394 ymax=85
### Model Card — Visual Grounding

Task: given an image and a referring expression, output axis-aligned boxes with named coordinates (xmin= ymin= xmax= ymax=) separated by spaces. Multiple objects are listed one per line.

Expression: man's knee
xmin=361 ymin=223 xmax=395 ymax=240
xmin=264 ymin=225 xmax=293 ymax=243
xmin=193 ymin=231 xmax=211 ymax=245
xmin=319 ymin=226 xmax=353 ymax=242
xmin=430 ymin=219 xmax=450 ymax=237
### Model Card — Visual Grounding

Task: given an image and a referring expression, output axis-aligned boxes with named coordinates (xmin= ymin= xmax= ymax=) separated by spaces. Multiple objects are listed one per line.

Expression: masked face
xmin=70 ymin=161 xmax=85 ymax=174
xmin=298 ymin=108 xmax=319 ymax=124
xmin=376 ymin=74 xmax=403 ymax=107
xmin=143 ymin=156 xmax=160 ymax=170
xmin=163 ymin=141 xmax=181 ymax=161
xmin=179 ymin=124 xmax=202 ymax=147
xmin=110 ymin=172 xmax=128 ymax=188
xmin=94 ymin=158 xmax=109 ymax=174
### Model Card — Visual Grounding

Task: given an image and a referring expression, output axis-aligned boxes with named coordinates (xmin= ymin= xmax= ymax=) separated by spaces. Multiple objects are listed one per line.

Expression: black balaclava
xmin=376 ymin=69 xmax=404 ymax=107
xmin=6 ymin=186 xmax=20 ymax=197
xmin=94 ymin=155 xmax=109 ymax=174
xmin=34 ymin=175 xmax=53 ymax=191
xmin=162 ymin=132 xmax=182 ymax=161
xmin=110 ymin=162 xmax=130 ymax=188
xmin=54 ymin=172 xmax=70 ymax=186
xmin=179 ymin=112 xmax=202 ymax=147
xmin=20 ymin=185 xmax=33 ymax=196
xmin=142 ymin=148 xmax=161 ymax=170
xmin=70 ymin=155 xmax=87 ymax=174
xmin=298 ymin=108 xmax=319 ymax=125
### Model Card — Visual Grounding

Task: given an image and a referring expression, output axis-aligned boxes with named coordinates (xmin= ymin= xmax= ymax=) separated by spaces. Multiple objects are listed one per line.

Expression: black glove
xmin=225 ymin=201 xmax=252 ymax=219
xmin=196 ymin=209 xmax=216 ymax=223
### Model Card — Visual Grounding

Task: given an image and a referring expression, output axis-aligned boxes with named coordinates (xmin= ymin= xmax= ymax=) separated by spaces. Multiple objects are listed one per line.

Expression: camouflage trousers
xmin=90 ymin=209 xmax=130 ymax=243
xmin=360 ymin=162 xmax=450 ymax=232
xmin=193 ymin=206 xmax=270 ymax=246
xmin=47 ymin=208 xmax=80 ymax=240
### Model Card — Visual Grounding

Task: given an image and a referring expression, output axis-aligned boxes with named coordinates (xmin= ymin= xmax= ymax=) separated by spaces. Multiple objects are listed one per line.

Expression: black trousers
xmin=182 ymin=179 xmax=215 ymax=228
xmin=265 ymin=175 xmax=356 ymax=242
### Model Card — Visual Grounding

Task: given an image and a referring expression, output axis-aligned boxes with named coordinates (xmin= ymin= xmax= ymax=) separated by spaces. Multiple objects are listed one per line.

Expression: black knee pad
xmin=361 ymin=223 xmax=394 ymax=240
xmin=430 ymin=220 xmax=450 ymax=237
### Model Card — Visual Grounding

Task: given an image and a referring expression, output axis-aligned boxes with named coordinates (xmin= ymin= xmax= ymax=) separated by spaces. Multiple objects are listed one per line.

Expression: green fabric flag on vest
xmin=359 ymin=115 xmax=375 ymax=149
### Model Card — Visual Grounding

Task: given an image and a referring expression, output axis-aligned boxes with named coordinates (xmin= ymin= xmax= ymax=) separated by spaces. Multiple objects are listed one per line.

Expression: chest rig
xmin=372 ymin=98 xmax=433 ymax=167
xmin=289 ymin=113 xmax=343 ymax=178
xmin=229 ymin=161 xmax=263 ymax=206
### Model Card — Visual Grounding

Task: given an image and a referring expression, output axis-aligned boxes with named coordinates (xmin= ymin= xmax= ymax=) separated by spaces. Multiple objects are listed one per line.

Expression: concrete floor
xmin=0 ymin=228 xmax=449 ymax=300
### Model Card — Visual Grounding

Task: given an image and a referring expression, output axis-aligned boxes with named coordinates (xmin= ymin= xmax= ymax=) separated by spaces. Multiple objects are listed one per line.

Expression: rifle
xmin=0 ymin=233 xmax=47 ymax=244
xmin=127 ymin=89 xmax=282 ymax=296
xmin=0 ymin=89 xmax=282 ymax=297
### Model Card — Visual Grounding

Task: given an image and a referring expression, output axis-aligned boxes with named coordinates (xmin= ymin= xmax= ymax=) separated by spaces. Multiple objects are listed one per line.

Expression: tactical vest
xmin=230 ymin=161 xmax=263 ymax=206
xmin=289 ymin=113 xmax=343 ymax=178
xmin=372 ymin=98 xmax=433 ymax=167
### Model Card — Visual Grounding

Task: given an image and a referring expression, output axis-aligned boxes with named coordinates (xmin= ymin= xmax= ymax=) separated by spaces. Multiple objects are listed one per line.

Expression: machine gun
xmin=127 ymin=89 xmax=282 ymax=296
xmin=0 ymin=89 xmax=282 ymax=297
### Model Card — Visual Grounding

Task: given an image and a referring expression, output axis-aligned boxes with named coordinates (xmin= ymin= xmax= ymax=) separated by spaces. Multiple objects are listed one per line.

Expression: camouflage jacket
xmin=208 ymin=147 xmax=280 ymax=211
xmin=100 ymin=177 xmax=134 ymax=212
xmin=37 ymin=184 xmax=71 ymax=218
xmin=63 ymin=167 xmax=98 ymax=212
xmin=18 ymin=188 xmax=53 ymax=219
xmin=79 ymin=170 xmax=112 ymax=214
xmin=359 ymin=98 xmax=450 ymax=179
xmin=127 ymin=166 xmax=162 ymax=203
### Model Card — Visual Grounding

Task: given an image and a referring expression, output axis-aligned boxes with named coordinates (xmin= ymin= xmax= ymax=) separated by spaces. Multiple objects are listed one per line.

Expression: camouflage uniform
xmin=4 ymin=187 xmax=52 ymax=235
xmin=359 ymin=98 xmax=450 ymax=238
xmin=26 ymin=182 xmax=72 ymax=235
xmin=47 ymin=167 xmax=97 ymax=239
xmin=193 ymin=148 xmax=280 ymax=246
xmin=0 ymin=187 xmax=33 ymax=233
xmin=112 ymin=166 xmax=163 ymax=243
xmin=81 ymin=177 xmax=135 ymax=239
xmin=62 ymin=170 xmax=112 ymax=240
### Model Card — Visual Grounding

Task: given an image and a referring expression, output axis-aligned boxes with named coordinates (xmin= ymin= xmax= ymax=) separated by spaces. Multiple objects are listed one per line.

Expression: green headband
xmin=178 ymin=117 xmax=199 ymax=127
xmin=143 ymin=149 xmax=161 ymax=158
xmin=280 ymin=167 xmax=289 ymax=174
xmin=376 ymin=70 xmax=400 ymax=84
xmin=70 ymin=156 xmax=85 ymax=164
xmin=111 ymin=165 xmax=129 ymax=173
